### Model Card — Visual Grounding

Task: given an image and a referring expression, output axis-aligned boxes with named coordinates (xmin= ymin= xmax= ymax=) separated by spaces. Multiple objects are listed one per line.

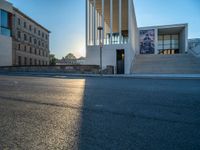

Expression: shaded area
xmin=0 ymin=76 xmax=200 ymax=149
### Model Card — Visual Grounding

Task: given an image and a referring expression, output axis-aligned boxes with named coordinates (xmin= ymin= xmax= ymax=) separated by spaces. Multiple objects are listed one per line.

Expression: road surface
xmin=0 ymin=75 xmax=200 ymax=150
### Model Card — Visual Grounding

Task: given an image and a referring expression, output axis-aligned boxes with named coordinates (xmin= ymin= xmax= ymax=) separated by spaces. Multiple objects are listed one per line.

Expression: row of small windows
xmin=17 ymin=31 xmax=48 ymax=48
xmin=18 ymin=56 xmax=48 ymax=66
xmin=17 ymin=18 xmax=48 ymax=40
xmin=18 ymin=44 xmax=49 ymax=57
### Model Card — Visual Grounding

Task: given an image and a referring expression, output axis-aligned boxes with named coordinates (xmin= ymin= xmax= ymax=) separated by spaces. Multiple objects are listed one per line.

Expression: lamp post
xmin=97 ymin=26 xmax=103 ymax=75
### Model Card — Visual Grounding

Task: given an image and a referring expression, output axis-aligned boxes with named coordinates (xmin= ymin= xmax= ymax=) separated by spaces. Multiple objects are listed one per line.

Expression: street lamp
xmin=97 ymin=26 xmax=103 ymax=75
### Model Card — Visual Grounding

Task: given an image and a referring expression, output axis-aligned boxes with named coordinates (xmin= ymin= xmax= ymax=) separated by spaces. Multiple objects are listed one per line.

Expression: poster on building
xmin=140 ymin=29 xmax=155 ymax=54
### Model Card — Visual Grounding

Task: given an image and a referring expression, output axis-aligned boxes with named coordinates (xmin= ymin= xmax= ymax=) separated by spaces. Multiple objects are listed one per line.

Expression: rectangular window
xmin=34 ymin=27 xmax=36 ymax=33
xmin=24 ymin=45 xmax=26 ymax=51
xmin=17 ymin=31 xmax=21 ymax=39
xmin=24 ymin=57 xmax=27 ymax=65
xmin=18 ymin=18 xmax=21 ymax=25
xmin=30 ymin=47 xmax=32 ymax=53
xmin=34 ymin=59 xmax=37 ymax=65
xmin=35 ymin=48 xmax=37 ymax=54
xmin=30 ymin=58 xmax=32 ymax=66
xmin=29 ymin=36 xmax=32 ymax=43
xmin=18 ymin=56 xmax=21 ymax=65
xmin=29 ymin=25 xmax=32 ymax=31
xmin=24 ymin=34 xmax=27 ymax=41
xmin=24 ymin=22 xmax=26 ymax=28
xmin=0 ymin=10 xmax=12 ymax=36
xmin=18 ymin=44 xmax=20 ymax=50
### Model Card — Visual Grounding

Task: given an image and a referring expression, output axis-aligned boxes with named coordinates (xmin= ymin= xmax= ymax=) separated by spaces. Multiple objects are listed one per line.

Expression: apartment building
xmin=0 ymin=0 xmax=50 ymax=66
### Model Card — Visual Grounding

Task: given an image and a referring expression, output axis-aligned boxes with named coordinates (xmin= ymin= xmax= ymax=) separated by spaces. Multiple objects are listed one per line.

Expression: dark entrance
xmin=116 ymin=49 xmax=125 ymax=74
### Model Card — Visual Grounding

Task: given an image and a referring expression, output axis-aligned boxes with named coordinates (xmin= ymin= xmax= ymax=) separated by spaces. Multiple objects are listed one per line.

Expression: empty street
xmin=0 ymin=75 xmax=200 ymax=150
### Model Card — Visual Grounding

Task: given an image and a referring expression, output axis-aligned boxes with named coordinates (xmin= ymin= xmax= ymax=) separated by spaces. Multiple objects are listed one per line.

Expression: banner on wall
xmin=140 ymin=29 xmax=155 ymax=54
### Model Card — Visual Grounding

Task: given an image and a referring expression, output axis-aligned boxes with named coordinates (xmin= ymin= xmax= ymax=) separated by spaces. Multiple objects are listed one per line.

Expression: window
xmin=18 ymin=56 xmax=21 ymax=65
xmin=34 ymin=39 xmax=37 ymax=44
xmin=24 ymin=57 xmax=27 ymax=65
xmin=18 ymin=44 xmax=20 ymax=50
xmin=38 ymin=40 xmax=41 ymax=46
xmin=29 ymin=25 xmax=32 ymax=31
xmin=18 ymin=18 xmax=21 ymax=25
xmin=0 ymin=10 xmax=12 ymax=36
xmin=34 ymin=59 xmax=37 ymax=65
xmin=39 ymin=50 xmax=41 ymax=55
xmin=34 ymin=27 xmax=36 ymax=34
xmin=39 ymin=60 xmax=41 ymax=65
xmin=30 ymin=47 xmax=32 ymax=53
xmin=17 ymin=31 xmax=21 ymax=39
xmin=35 ymin=48 xmax=37 ymax=54
xmin=24 ymin=34 xmax=27 ymax=41
xmin=42 ymin=51 xmax=44 ymax=56
xmin=24 ymin=45 xmax=27 ymax=51
xmin=24 ymin=22 xmax=26 ymax=28
xmin=29 ymin=36 xmax=32 ymax=43
xmin=45 ymin=34 xmax=48 ymax=40
xmin=30 ymin=58 xmax=32 ymax=66
xmin=42 ymin=32 xmax=44 ymax=38
xmin=38 ymin=30 xmax=40 ymax=36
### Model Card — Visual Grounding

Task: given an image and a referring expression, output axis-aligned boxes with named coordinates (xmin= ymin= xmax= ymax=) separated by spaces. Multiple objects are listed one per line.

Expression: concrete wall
xmin=0 ymin=0 xmax=13 ymax=66
xmin=86 ymin=44 xmax=130 ymax=74
xmin=0 ymin=35 xmax=13 ymax=66
xmin=180 ymin=25 xmax=188 ymax=53
xmin=128 ymin=0 xmax=138 ymax=71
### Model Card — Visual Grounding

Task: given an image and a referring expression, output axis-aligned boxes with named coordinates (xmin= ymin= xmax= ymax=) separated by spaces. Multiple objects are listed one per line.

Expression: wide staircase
xmin=131 ymin=54 xmax=200 ymax=74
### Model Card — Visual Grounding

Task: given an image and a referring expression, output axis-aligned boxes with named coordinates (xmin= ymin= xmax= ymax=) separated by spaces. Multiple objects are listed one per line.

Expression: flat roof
xmin=13 ymin=7 xmax=51 ymax=33
xmin=139 ymin=23 xmax=188 ymax=30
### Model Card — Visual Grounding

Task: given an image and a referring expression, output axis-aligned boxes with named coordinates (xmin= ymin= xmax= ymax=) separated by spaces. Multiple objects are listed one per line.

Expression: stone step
xmin=131 ymin=54 xmax=200 ymax=74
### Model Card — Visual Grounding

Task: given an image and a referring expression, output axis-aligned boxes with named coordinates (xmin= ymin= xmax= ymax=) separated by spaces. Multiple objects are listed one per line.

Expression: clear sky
xmin=8 ymin=0 xmax=200 ymax=59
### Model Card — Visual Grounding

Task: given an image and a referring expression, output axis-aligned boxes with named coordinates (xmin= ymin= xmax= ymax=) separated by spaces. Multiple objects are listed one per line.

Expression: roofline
xmin=138 ymin=23 xmax=188 ymax=30
xmin=13 ymin=7 xmax=51 ymax=33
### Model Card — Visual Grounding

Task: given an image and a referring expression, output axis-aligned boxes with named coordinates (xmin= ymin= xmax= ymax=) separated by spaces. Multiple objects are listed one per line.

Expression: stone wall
xmin=0 ymin=65 xmax=100 ymax=74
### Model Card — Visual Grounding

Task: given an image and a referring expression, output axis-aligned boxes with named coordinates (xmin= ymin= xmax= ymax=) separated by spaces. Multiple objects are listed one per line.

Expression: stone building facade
xmin=12 ymin=8 xmax=50 ymax=66
xmin=0 ymin=0 xmax=50 ymax=66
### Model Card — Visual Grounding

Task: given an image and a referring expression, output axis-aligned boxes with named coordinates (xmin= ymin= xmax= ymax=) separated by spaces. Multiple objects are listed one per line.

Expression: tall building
xmin=86 ymin=0 xmax=138 ymax=74
xmin=0 ymin=0 xmax=50 ymax=66
xmin=85 ymin=0 xmax=194 ymax=74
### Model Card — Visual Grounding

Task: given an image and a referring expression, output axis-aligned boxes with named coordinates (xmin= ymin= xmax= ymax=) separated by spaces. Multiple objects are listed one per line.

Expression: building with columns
xmin=85 ymin=0 xmax=191 ymax=74
xmin=86 ymin=0 xmax=138 ymax=74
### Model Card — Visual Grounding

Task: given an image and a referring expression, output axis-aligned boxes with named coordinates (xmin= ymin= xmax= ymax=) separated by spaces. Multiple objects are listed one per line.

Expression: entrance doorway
xmin=116 ymin=49 xmax=125 ymax=74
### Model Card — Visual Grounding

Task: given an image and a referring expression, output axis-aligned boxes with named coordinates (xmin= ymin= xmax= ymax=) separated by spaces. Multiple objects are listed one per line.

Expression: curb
xmin=0 ymin=72 xmax=200 ymax=80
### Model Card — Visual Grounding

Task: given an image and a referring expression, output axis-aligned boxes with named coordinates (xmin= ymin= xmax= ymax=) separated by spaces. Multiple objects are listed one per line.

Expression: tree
xmin=65 ymin=53 xmax=76 ymax=60
xmin=49 ymin=54 xmax=57 ymax=65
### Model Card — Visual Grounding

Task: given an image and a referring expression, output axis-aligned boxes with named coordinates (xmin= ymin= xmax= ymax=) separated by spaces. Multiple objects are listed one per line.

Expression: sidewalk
xmin=0 ymin=71 xmax=200 ymax=79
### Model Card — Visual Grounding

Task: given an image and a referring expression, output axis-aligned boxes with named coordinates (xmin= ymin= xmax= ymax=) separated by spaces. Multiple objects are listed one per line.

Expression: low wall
xmin=0 ymin=65 xmax=100 ymax=74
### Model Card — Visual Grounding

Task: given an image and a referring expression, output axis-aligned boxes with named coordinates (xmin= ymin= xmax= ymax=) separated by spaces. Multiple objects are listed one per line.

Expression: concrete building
xmin=0 ymin=0 xmax=50 ymax=66
xmin=85 ymin=0 xmax=200 ymax=74
xmin=85 ymin=0 xmax=138 ymax=74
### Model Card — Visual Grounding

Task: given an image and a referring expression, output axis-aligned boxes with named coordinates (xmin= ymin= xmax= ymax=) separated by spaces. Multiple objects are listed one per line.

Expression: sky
xmin=7 ymin=0 xmax=200 ymax=59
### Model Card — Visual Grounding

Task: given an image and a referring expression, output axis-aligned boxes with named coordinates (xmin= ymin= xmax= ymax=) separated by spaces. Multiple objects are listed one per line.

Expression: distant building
xmin=56 ymin=58 xmax=77 ymax=65
xmin=77 ymin=57 xmax=86 ymax=65
xmin=56 ymin=57 xmax=86 ymax=65
xmin=0 ymin=0 xmax=50 ymax=66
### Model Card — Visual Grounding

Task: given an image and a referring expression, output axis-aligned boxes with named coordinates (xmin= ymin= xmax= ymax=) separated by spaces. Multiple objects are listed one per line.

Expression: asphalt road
xmin=0 ymin=75 xmax=200 ymax=150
